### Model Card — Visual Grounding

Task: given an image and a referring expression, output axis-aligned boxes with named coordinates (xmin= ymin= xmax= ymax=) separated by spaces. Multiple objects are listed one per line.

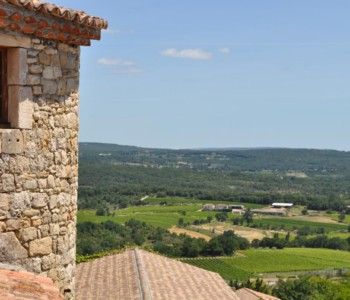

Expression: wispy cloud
xmin=98 ymin=58 xmax=143 ymax=74
xmin=161 ymin=48 xmax=212 ymax=60
xmin=219 ymin=47 xmax=230 ymax=54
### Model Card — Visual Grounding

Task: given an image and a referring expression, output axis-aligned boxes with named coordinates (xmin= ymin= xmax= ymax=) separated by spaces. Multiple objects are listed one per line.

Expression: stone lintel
xmin=0 ymin=33 xmax=31 ymax=48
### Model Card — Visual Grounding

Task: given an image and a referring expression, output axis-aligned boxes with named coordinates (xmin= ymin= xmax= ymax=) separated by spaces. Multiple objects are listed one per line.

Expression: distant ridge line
xmin=79 ymin=142 xmax=348 ymax=153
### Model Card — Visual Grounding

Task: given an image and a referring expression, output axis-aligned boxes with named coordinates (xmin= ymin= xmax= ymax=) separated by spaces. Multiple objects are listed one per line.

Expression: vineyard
xmin=182 ymin=248 xmax=350 ymax=281
xmin=251 ymin=217 xmax=347 ymax=233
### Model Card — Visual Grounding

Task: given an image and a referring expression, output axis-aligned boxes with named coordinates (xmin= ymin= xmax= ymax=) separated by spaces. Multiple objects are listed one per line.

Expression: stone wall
xmin=0 ymin=32 xmax=80 ymax=300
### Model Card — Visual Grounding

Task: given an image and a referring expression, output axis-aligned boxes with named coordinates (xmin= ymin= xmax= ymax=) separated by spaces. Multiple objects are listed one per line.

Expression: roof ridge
xmin=133 ymin=249 xmax=153 ymax=300
xmin=1 ymin=0 xmax=108 ymax=29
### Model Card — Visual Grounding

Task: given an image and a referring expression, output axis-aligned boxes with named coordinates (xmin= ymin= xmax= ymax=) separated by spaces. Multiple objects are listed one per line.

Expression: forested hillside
xmin=78 ymin=143 xmax=350 ymax=211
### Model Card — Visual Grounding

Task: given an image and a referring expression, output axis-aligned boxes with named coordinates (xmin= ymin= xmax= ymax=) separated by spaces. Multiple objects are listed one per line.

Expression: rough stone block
xmin=0 ymin=232 xmax=28 ymax=261
xmin=29 ymin=237 xmax=52 ymax=256
xmin=10 ymin=192 xmax=31 ymax=217
xmin=42 ymin=79 xmax=58 ymax=94
xmin=20 ymin=227 xmax=37 ymax=242
xmin=7 ymin=48 xmax=28 ymax=85
xmin=1 ymin=174 xmax=15 ymax=192
xmin=0 ymin=129 xmax=24 ymax=154
xmin=5 ymin=219 xmax=21 ymax=231
xmin=31 ymin=194 xmax=48 ymax=208
xmin=0 ymin=33 xmax=31 ymax=48
xmin=8 ymin=86 xmax=34 ymax=129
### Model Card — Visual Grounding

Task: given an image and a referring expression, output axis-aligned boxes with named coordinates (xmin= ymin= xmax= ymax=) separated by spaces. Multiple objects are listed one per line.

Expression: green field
xmin=328 ymin=213 xmax=350 ymax=224
xmin=78 ymin=204 xmax=217 ymax=228
xmin=78 ymin=198 xmax=265 ymax=228
xmin=183 ymin=248 xmax=350 ymax=281
xmin=252 ymin=217 xmax=347 ymax=233
xmin=78 ymin=200 xmax=349 ymax=232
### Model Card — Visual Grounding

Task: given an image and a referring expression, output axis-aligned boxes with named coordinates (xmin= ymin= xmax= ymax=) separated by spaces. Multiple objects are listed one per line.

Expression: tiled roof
xmin=0 ymin=267 xmax=62 ymax=300
xmin=235 ymin=288 xmax=281 ymax=300
xmin=0 ymin=0 xmax=108 ymax=29
xmin=76 ymin=249 xmax=240 ymax=300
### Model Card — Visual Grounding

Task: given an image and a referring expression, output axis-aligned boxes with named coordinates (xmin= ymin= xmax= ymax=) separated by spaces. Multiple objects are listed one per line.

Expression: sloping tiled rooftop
xmin=0 ymin=267 xmax=62 ymax=300
xmin=235 ymin=288 xmax=281 ymax=300
xmin=1 ymin=0 xmax=108 ymax=29
xmin=76 ymin=249 xmax=240 ymax=300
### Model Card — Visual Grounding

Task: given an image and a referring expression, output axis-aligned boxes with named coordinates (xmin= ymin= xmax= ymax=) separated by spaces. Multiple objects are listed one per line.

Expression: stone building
xmin=0 ymin=1 xmax=107 ymax=299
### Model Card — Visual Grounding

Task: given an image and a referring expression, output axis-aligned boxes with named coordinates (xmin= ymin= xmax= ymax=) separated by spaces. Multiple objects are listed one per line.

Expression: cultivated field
xmin=78 ymin=204 xmax=216 ymax=228
xmin=251 ymin=217 xmax=347 ymax=233
xmin=169 ymin=226 xmax=212 ymax=241
xmin=182 ymin=248 xmax=350 ymax=281
xmin=196 ymin=223 xmax=275 ymax=241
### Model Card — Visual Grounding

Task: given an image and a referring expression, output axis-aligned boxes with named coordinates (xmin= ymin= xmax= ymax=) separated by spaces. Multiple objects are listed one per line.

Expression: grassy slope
xmin=183 ymin=248 xmax=350 ymax=281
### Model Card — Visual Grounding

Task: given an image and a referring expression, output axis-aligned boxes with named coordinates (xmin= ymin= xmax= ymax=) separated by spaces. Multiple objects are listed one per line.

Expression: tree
xmin=285 ymin=232 xmax=291 ymax=242
xmin=243 ymin=208 xmax=253 ymax=225
xmin=177 ymin=218 xmax=185 ymax=227
xmin=215 ymin=212 xmax=228 ymax=222
xmin=273 ymin=276 xmax=338 ymax=300
xmin=338 ymin=211 xmax=346 ymax=223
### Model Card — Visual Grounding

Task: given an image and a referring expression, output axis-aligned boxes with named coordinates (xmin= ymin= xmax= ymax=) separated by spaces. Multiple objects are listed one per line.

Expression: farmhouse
xmin=229 ymin=204 xmax=245 ymax=210
xmin=0 ymin=0 xmax=107 ymax=298
xmin=252 ymin=208 xmax=287 ymax=216
xmin=202 ymin=203 xmax=230 ymax=211
xmin=215 ymin=204 xmax=230 ymax=211
xmin=272 ymin=202 xmax=294 ymax=208
xmin=202 ymin=203 xmax=216 ymax=211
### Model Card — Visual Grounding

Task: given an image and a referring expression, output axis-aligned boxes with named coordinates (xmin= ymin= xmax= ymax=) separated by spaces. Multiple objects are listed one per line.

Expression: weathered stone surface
xmin=10 ymin=192 xmax=31 ymax=216
xmin=0 ymin=232 xmax=28 ymax=260
xmin=24 ymin=209 xmax=40 ymax=217
xmin=5 ymin=219 xmax=21 ymax=231
xmin=32 ymin=194 xmax=48 ymax=208
xmin=42 ymin=79 xmax=58 ymax=94
xmin=29 ymin=237 xmax=53 ymax=256
xmin=1 ymin=174 xmax=15 ymax=192
xmin=7 ymin=48 xmax=28 ymax=85
xmin=20 ymin=227 xmax=38 ymax=242
xmin=8 ymin=86 xmax=34 ymax=129
xmin=1 ymin=129 xmax=24 ymax=154
xmin=0 ymin=35 xmax=80 ymax=299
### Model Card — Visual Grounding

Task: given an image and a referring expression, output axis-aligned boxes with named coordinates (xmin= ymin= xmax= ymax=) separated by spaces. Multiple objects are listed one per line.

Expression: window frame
xmin=0 ymin=47 xmax=9 ymax=126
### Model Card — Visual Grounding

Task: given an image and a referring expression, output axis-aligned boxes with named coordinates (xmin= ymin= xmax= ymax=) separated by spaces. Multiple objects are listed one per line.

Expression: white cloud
xmin=98 ymin=58 xmax=143 ymax=74
xmin=219 ymin=47 xmax=230 ymax=54
xmin=161 ymin=48 xmax=212 ymax=60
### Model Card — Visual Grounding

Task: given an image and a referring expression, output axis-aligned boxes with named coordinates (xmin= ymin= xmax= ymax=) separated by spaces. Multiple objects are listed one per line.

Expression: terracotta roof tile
xmin=76 ymin=249 xmax=240 ymax=300
xmin=0 ymin=0 xmax=108 ymax=29
xmin=235 ymin=288 xmax=281 ymax=300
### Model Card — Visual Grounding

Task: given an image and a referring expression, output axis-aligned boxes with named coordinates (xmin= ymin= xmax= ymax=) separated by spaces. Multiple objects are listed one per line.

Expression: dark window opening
xmin=0 ymin=48 xmax=8 ymax=125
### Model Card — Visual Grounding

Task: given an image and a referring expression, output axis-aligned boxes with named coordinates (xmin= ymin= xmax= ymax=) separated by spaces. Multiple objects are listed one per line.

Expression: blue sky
xmin=54 ymin=0 xmax=350 ymax=150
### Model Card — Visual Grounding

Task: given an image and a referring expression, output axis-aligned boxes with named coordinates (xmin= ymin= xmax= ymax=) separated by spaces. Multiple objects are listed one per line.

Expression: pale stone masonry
xmin=0 ymin=1 xmax=107 ymax=299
